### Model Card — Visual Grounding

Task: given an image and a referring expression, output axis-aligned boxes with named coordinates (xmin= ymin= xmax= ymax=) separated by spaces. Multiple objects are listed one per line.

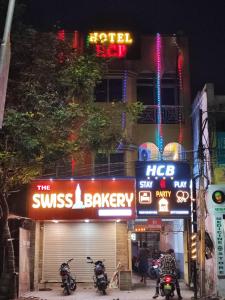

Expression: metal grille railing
xmin=138 ymin=105 xmax=184 ymax=124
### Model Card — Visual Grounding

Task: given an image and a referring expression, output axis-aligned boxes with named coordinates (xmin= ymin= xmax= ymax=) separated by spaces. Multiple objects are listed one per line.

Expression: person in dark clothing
xmin=137 ymin=242 xmax=149 ymax=284
xmin=152 ymin=249 xmax=182 ymax=299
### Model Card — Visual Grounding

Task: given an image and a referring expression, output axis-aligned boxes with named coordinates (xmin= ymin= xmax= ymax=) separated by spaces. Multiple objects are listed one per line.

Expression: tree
xmin=0 ymin=27 xmax=143 ymax=285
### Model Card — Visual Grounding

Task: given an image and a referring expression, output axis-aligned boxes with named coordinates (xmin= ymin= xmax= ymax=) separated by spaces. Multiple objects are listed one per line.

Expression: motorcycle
xmin=159 ymin=274 xmax=176 ymax=300
xmin=59 ymin=258 xmax=77 ymax=295
xmin=87 ymin=256 xmax=109 ymax=295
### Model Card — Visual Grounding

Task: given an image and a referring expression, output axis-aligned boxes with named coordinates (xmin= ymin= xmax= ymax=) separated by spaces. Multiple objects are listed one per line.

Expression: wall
xmin=159 ymin=220 xmax=185 ymax=279
xmin=116 ymin=222 xmax=129 ymax=270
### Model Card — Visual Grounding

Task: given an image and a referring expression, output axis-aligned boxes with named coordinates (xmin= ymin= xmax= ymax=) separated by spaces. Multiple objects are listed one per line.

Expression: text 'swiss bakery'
xmin=28 ymin=179 xmax=136 ymax=220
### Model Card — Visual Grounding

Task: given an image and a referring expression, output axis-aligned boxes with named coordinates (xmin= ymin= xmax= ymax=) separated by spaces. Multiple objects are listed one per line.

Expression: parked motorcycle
xmin=159 ymin=274 xmax=175 ymax=300
xmin=87 ymin=256 xmax=109 ymax=295
xmin=59 ymin=258 xmax=77 ymax=295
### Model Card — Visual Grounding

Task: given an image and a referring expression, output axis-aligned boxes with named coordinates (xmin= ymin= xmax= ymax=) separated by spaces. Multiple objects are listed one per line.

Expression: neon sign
xmin=146 ymin=164 xmax=175 ymax=177
xmin=156 ymin=190 xmax=171 ymax=198
xmin=139 ymin=191 xmax=152 ymax=204
xmin=89 ymin=32 xmax=133 ymax=44
xmin=28 ymin=179 xmax=136 ymax=220
xmin=96 ymin=44 xmax=127 ymax=58
xmin=88 ymin=31 xmax=133 ymax=58
xmin=158 ymin=198 xmax=169 ymax=212
xmin=176 ymin=190 xmax=189 ymax=203
xmin=32 ymin=191 xmax=134 ymax=209
xmin=136 ymin=161 xmax=191 ymax=218
xmin=174 ymin=181 xmax=187 ymax=188
xmin=139 ymin=181 xmax=153 ymax=188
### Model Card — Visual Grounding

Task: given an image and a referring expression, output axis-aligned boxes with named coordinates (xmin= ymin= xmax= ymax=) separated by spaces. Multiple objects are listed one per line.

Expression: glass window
xmin=94 ymin=80 xmax=107 ymax=102
xmin=161 ymin=73 xmax=179 ymax=106
xmin=109 ymin=79 xmax=123 ymax=102
xmin=95 ymin=79 xmax=123 ymax=102
xmin=161 ymin=87 xmax=176 ymax=105
xmin=137 ymin=76 xmax=155 ymax=106
xmin=137 ymin=85 xmax=154 ymax=105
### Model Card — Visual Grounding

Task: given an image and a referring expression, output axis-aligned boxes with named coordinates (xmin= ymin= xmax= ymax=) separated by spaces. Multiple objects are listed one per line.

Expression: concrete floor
xmin=18 ymin=276 xmax=194 ymax=300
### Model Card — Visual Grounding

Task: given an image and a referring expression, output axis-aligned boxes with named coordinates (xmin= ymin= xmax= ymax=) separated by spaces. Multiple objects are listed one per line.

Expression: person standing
xmin=137 ymin=241 xmax=149 ymax=284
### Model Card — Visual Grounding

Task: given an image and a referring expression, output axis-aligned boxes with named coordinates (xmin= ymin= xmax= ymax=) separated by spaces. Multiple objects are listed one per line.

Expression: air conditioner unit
xmin=139 ymin=148 xmax=151 ymax=161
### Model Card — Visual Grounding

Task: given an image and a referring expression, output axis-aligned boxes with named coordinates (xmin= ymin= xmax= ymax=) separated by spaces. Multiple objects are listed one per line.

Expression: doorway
xmin=131 ymin=219 xmax=187 ymax=283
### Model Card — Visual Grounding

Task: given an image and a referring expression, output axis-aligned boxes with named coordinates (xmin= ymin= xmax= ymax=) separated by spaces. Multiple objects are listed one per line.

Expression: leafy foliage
xmin=0 ymin=28 xmax=143 ymax=195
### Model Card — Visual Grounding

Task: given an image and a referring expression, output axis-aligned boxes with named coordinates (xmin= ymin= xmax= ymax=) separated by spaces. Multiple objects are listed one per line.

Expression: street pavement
xmin=18 ymin=277 xmax=194 ymax=300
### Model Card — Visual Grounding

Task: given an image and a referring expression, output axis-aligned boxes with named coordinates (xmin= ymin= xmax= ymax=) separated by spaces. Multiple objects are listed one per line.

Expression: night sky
xmin=24 ymin=0 xmax=225 ymax=97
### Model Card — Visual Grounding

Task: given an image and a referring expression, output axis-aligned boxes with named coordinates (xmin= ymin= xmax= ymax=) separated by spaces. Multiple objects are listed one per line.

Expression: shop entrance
xmin=131 ymin=219 xmax=189 ymax=284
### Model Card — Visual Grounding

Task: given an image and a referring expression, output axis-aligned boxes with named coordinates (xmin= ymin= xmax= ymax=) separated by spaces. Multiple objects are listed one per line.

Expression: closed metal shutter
xmin=42 ymin=222 xmax=116 ymax=282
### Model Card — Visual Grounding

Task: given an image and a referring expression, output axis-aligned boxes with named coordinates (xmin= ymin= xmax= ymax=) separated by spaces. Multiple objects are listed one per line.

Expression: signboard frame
xmin=136 ymin=161 xmax=191 ymax=218
xmin=28 ymin=178 xmax=136 ymax=220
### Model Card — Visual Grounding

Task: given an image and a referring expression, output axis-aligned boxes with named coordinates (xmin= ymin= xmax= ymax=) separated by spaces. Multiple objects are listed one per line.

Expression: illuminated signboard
xmin=88 ymin=31 xmax=133 ymax=58
xmin=89 ymin=32 xmax=133 ymax=44
xmin=28 ymin=179 xmax=136 ymax=220
xmin=136 ymin=161 xmax=191 ymax=218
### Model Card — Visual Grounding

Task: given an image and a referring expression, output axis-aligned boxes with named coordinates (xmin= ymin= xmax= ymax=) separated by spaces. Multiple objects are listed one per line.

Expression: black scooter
xmin=87 ymin=256 xmax=109 ymax=295
xmin=59 ymin=258 xmax=77 ymax=295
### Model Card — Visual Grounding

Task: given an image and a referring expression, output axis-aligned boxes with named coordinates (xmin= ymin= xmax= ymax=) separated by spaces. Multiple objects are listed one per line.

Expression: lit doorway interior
xmin=131 ymin=219 xmax=185 ymax=281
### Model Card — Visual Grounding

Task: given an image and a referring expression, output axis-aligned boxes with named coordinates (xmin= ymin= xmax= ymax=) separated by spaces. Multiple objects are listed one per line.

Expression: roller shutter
xmin=42 ymin=222 xmax=116 ymax=282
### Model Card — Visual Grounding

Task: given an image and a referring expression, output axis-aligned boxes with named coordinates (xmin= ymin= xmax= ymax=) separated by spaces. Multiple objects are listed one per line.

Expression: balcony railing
xmin=138 ymin=105 xmax=184 ymax=124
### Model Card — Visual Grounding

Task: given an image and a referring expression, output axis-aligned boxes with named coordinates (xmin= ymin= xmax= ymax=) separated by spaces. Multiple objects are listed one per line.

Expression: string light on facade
xmin=173 ymin=35 xmax=184 ymax=145
xmin=155 ymin=33 xmax=163 ymax=155
xmin=57 ymin=29 xmax=65 ymax=41
xmin=122 ymin=70 xmax=128 ymax=129
xmin=117 ymin=70 xmax=128 ymax=151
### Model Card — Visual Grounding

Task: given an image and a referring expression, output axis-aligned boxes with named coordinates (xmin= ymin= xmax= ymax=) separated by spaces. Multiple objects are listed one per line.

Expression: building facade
xmin=18 ymin=32 xmax=193 ymax=291
xmin=192 ymin=83 xmax=225 ymax=297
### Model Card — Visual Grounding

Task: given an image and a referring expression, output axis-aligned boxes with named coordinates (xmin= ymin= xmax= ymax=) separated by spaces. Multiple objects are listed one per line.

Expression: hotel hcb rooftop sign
xmin=28 ymin=179 xmax=136 ymax=220
xmin=88 ymin=31 xmax=133 ymax=58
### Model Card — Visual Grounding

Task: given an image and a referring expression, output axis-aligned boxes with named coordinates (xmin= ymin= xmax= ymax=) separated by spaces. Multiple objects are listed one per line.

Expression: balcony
xmin=138 ymin=105 xmax=184 ymax=124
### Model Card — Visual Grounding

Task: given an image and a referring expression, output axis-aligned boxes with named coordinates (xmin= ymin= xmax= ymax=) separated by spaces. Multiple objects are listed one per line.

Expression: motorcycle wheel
xmin=65 ymin=285 xmax=71 ymax=295
xmin=102 ymin=289 xmax=107 ymax=295
xmin=165 ymin=294 xmax=170 ymax=300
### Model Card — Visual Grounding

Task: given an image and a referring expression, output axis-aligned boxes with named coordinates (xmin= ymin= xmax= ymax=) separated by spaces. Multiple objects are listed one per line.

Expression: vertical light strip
xmin=178 ymin=52 xmax=184 ymax=144
xmin=173 ymin=35 xmax=184 ymax=145
xmin=117 ymin=70 xmax=127 ymax=151
xmin=122 ymin=70 xmax=128 ymax=129
xmin=156 ymin=33 xmax=163 ymax=155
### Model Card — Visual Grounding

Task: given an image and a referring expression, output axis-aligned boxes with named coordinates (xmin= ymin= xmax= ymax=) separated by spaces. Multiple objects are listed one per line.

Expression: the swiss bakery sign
xmin=28 ymin=179 xmax=136 ymax=220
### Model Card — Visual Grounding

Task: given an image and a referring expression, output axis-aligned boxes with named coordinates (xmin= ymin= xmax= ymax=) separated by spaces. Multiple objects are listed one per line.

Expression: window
xmin=95 ymin=79 xmax=123 ymax=102
xmin=137 ymin=73 xmax=180 ymax=106
xmin=161 ymin=74 xmax=179 ymax=105
xmin=94 ymin=80 xmax=107 ymax=102
xmin=161 ymin=87 xmax=176 ymax=105
xmin=94 ymin=153 xmax=125 ymax=176
xmin=137 ymin=75 xmax=155 ymax=105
